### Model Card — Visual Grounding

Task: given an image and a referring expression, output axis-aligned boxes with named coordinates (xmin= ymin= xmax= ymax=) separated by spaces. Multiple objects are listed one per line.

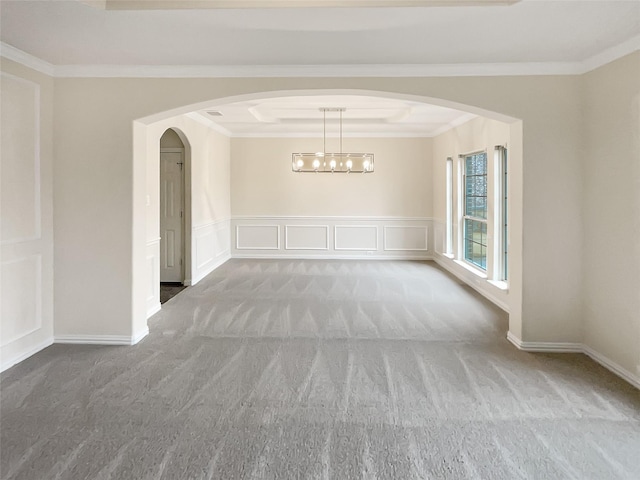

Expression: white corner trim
xmin=1 ymin=337 xmax=54 ymax=373
xmin=131 ymin=326 xmax=150 ymax=345
xmin=147 ymin=302 xmax=162 ymax=319
xmin=0 ymin=42 xmax=56 ymax=76
xmin=507 ymin=332 xmax=640 ymax=390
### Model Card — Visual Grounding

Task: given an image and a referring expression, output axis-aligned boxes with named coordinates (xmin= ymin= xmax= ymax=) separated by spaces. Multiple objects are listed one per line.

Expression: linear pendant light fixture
xmin=292 ymin=108 xmax=374 ymax=174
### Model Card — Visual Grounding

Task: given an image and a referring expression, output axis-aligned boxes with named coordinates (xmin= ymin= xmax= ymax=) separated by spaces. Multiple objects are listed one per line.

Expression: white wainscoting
xmin=231 ymin=217 xmax=432 ymax=259
xmin=285 ymin=225 xmax=329 ymax=250
xmin=1 ymin=73 xmax=54 ymax=373
xmin=146 ymin=238 xmax=161 ymax=318
xmin=383 ymin=226 xmax=428 ymax=251
xmin=189 ymin=219 xmax=231 ymax=285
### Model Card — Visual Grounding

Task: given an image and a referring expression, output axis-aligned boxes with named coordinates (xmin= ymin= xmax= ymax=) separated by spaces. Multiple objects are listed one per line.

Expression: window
xmin=445 ymin=157 xmax=453 ymax=256
xmin=497 ymin=146 xmax=508 ymax=281
xmin=463 ymin=151 xmax=487 ymax=270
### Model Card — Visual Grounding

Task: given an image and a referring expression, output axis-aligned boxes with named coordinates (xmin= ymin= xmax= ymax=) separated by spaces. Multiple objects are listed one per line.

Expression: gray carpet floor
xmin=1 ymin=259 xmax=639 ymax=479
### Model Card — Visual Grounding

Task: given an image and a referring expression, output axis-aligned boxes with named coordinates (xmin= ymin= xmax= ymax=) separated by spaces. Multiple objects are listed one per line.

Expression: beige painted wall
xmin=582 ymin=52 xmax=640 ymax=376
xmin=231 ymin=137 xmax=431 ymax=217
xmin=1 ymin=59 xmax=54 ymax=369
xmin=52 ymin=75 xmax=583 ymax=351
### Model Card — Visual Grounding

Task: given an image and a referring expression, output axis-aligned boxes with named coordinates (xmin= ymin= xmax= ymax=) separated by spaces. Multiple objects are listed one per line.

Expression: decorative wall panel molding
xmin=285 ymin=225 xmax=329 ymax=250
xmin=0 ymin=255 xmax=42 ymax=347
xmin=236 ymin=224 xmax=280 ymax=250
xmin=334 ymin=225 xmax=378 ymax=251
xmin=190 ymin=219 xmax=231 ymax=285
xmin=146 ymin=239 xmax=160 ymax=318
xmin=0 ymin=73 xmax=41 ymax=245
xmin=231 ymin=216 xmax=432 ymax=259
xmin=383 ymin=226 xmax=428 ymax=251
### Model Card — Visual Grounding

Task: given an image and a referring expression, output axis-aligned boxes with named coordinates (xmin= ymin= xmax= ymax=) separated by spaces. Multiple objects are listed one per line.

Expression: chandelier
xmin=292 ymin=108 xmax=374 ymax=173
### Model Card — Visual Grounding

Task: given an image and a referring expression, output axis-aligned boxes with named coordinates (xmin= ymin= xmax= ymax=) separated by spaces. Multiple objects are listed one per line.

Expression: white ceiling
xmin=192 ymin=95 xmax=476 ymax=137
xmin=1 ymin=1 xmax=638 ymax=67
xmin=1 ymin=0 xmax=637 ymax=136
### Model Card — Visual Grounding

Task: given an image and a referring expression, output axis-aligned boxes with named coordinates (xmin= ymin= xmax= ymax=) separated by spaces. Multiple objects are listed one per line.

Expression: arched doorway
xmin=159 ymin=128 xmax=187 ymax=303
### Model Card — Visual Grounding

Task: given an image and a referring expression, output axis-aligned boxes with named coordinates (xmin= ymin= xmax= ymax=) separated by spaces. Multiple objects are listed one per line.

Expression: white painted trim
xmin=454 ymin=258 xmax=488 ymax=279
xmin=582 ymin=34 xmax=640 ymax=74
xmin=506 ymin=331 xmax=582 ymax=352
xmin=232 ymin=253 xmax=432 ymax=260
xmin=146 ymin=237 xmax=161 ymax=246
xmin=147 ymin=302 xmax=162 ymax=318
xmin=507 ymin=333 xmax=640 ymax=390
xmin=49 ymin=62 xmax=586 ymax=78
xmin=190 ymin=253 xmax=231 ymax=285
xmin=235 ymin=224 xmax=281 ymax=250
xmin=131 ymin=326 xmax=150 ymax=345
xmin=193 ymin=218 xmax=230 ymax=230
xmin=334 ymin=225 xmax=379 ymax=251
xmin=3 ymin=40 xmax=638 ymax=79
xmin=583 ymin=346 xmax=640 ymax=391
xmin=434 ymin=255 xmax=509 ymax=312
xmin=0 ymin=73 xmax=42 ymax=246
xmin=233 ymin=215 xmax=434 ymax=222
xmin=383 ymin=225 xmax=429 ymax=251
xmin=55 ymin=335 xmax=138 ymax=345
xmin=0 ymin=42 xmax=56 ymax=76
xmin=284 ymin=224 xmax=330 ymax=250
xmin=1 ymin=337 xmax=54 ymax=373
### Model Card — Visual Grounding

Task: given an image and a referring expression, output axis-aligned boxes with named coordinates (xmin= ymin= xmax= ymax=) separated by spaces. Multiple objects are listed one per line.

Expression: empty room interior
xmin=1 ymin=0 xmax=639 ymax=478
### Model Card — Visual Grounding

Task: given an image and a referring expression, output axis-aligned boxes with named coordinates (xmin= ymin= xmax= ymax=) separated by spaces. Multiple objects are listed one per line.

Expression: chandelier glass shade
xmin=292 ymin=108 xmax=374 ymax=173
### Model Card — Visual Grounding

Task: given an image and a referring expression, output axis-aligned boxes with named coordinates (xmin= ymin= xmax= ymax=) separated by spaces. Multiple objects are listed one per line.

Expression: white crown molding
xmin=580 ymin=34 xmax=640 ymax=74
xmin=1 ymin=38 xmax=638 ymax=79
xmin=51 ymin=62 xmax=584 ymax=78
xmin=0 ymin=43 xmax=55 ymax=76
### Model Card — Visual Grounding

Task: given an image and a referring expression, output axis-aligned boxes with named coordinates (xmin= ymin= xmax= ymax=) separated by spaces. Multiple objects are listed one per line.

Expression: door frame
xmin=160 ymin=144 xmax=188 ymax=284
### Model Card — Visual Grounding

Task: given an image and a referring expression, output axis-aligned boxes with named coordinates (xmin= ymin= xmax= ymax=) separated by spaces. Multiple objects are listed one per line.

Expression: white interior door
xmin=160 ymin=149 xmax=184 ymax=283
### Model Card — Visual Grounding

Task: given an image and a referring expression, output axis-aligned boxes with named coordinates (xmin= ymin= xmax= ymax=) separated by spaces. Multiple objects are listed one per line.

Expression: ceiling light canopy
xmin=292 ymin=108 xmax=374 ymax=174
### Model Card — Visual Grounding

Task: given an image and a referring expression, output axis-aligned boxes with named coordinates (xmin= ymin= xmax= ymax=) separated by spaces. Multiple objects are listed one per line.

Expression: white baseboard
xmin=507 ymin=331 xmax=640 ymax=389
xmin=190 ymin=253 xmax=230 ymax=285
xmin=583 ymin=345 xmax=640 ymax=390
xmin=506 ymin=331 xmax=583 ymax=352
xmin=55 ymin=334 xmax=141 ymax=346
xmin=231 ymin=253 xmax=433 ymax=261
xmin=1 ymin=337 xmax=54 ymax=373
xmin=131 ymin=326 xmax=149 ymax=345
xmin=147 ymin=302 xmax=161 ymax=319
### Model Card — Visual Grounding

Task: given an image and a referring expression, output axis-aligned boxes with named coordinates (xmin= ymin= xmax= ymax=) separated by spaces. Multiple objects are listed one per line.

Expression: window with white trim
xmin=445 ymin=157 xmax=453 ymax=256
xmin=462 ymin=151 xmax=488 ymax=270
xmin=496 ymin=146 xmax=508 ymax=281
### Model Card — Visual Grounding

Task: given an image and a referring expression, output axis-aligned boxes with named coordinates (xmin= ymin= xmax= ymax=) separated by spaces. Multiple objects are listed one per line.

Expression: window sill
xmin=443 ymin=253 xmax=455 ymax=260
xmin=487 ymin=280 xmax=509 ymax=291
xmin=454 ymin=259 xmax=488 ymax=279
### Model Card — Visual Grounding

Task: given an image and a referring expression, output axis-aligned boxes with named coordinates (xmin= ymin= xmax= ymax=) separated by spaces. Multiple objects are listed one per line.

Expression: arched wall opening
xmin=132 ymin=88 xmax=524 ymax=345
